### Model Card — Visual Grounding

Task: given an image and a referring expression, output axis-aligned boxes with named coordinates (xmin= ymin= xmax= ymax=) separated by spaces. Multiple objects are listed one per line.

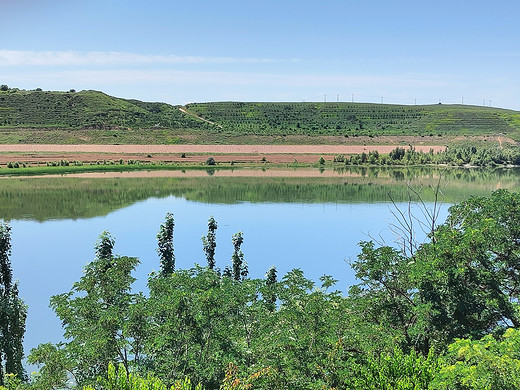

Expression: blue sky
xmin=1 ymin=0 xmax=519 ymax=109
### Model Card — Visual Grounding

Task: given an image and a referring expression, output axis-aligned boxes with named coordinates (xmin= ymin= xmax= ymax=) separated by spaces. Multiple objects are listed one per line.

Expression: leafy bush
xmin=346 ymin=348 xmax=438 ymax=390
xmin=86 ymin=363 xmax=201 ymax=390
xmin=433 ymin=329 xmax=520 ymax=389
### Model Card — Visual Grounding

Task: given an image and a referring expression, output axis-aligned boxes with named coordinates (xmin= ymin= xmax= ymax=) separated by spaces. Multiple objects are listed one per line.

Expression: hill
xmin=185 ymin=101 xmax=520 ymax=139
xmin=0 ymin=88 xmax=205 ymax=130
xmin=1 ymin=88 xmax=519 ymax=144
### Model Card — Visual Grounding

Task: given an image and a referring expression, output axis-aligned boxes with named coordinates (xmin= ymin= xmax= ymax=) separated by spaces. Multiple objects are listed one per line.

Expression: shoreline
xmin=0 ymin=143 xmax=445 ymax=165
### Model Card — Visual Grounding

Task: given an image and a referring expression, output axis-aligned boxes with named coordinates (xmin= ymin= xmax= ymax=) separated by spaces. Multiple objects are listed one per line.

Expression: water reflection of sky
xmin=10 ymin=196 xmax=449 ymax=361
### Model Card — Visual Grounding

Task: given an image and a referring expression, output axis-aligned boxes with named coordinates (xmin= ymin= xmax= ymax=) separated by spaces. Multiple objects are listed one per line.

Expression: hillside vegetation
xmin=0 ymin=88 xmax=205 ymax=130
xmin=1 ymin=87 xmax=520 ymax=144
xmin=186 ymin=101 xmax=520 ymax=138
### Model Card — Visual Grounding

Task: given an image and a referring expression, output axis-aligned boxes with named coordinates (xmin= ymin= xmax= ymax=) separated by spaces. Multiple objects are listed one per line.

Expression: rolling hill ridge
xmin=1 ymin=88 xmax=519 ymax=143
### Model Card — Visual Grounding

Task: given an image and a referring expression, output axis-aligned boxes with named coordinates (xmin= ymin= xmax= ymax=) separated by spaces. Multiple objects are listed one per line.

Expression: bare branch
xmin=387 ymin=172 xmax=446 ymax=256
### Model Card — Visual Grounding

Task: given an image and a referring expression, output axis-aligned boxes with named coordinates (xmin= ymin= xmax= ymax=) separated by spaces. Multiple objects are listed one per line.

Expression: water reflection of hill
xmin=1 ymin=167 xmax=519 ymax=221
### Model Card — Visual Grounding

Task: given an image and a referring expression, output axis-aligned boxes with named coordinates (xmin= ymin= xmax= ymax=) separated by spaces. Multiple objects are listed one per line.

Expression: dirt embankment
xmin=0 ymin=144 xmax=445 ymax=165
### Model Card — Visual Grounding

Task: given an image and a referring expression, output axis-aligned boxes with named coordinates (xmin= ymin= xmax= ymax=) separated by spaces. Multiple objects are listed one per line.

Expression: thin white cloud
xmin=14 ymin=68 xmax=449 ymax=89
xmin=0 ymin=50 xmax=296 ymax=67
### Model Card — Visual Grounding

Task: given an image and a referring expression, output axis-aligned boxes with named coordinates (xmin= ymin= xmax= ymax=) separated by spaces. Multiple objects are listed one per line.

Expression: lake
xmin=1 ymin=166 xmax=519 ymax=358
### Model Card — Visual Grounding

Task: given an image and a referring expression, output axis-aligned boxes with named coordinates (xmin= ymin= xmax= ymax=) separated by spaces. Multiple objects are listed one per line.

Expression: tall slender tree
xmin=231 ymin=232 xmax=248 ymax=281
xmin=0 ymin=222 xmax=26 ymax=384
xmin=264 ymin=266 xmax=278 ymax=311
xmin=157 ymin=212 xmax=175 ymax=275
xmin=95 ymin=230 xmax=114 ymax=261
xmin=202 ymin=216 xmax=218 ymax=270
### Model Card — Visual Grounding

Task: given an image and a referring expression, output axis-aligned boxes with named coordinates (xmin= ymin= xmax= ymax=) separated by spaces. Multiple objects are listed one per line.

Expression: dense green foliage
xmin=185 ymin=102 xmax=520 ymax=138
xmin=0 ymin=223 xmax=26 ymax=385
xmin=9 ymin=189 xmax=520 ymax=389
xmin=0 ymin=89 xmax=205 ymax=131
xmin=87 ymin=363 xmax=201 ymax=390
xmin=32 ymin=231 xmax=145 ymax=388
xmin=345 ymin=144 xmax=520 ymax=167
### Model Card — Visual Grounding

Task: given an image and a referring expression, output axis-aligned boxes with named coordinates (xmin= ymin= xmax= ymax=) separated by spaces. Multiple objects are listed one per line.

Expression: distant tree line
xmin=340 ymin=145 xmax=520 ymax=167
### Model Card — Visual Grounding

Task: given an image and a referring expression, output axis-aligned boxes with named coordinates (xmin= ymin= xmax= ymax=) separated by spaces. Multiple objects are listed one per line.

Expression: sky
xmin=1 ymin=0 xmax=519 ymax=109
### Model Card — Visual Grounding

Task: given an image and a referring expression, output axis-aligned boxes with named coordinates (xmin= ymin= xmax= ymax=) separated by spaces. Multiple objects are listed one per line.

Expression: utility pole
xmin=324 ymin=94 xmax=326 ymax=103
xmin=462 ymin=97 xmax=464 ymax=105
xmin=351 ymin=93 xmax=354 ymax=103
xmin=337 ymin=94 xmax=339 ymax=103
xmin=381 ymin=96 xmax=383 ymax=104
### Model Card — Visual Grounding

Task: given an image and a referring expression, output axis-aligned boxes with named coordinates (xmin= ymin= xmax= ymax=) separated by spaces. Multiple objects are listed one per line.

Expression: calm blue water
xmin=8 ymin=195 xmax=449 ymax=358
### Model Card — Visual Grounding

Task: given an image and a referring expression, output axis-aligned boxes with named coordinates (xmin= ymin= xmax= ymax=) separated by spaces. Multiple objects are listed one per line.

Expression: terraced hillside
xmin=185 ymin=102 xmax=520 ymax=138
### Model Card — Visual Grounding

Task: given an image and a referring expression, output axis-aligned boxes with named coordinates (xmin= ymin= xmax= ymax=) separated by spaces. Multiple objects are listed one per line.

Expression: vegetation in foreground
xmin=3 ymin=189 xmax=520 ymax=388
xmin=1 ymin=86 xmax=519 ymax=144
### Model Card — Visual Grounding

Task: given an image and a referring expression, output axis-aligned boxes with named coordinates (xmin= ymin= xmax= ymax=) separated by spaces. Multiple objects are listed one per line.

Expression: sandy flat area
xmin=0 ymin=144 xmax=445 ymax=165
xmin=0 ymin=144 xmax=445 ymax=154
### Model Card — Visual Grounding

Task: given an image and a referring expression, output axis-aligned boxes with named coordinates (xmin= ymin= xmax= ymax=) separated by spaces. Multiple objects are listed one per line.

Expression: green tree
xmin=201 ymin=216 xmax=218 ymax=270
xmin=253 ymin=269 xmax=355 ymax=389
xmin=231 ymin=232 xmax=247 ymax=281
xmin=40 ymin=231 xmax=143 ymax=387
xmin=157 ymin=213 xmax=175 ymax=275
xmin=27 ymin=343 xmax=76 ymax=389
xmin=349 ymin=189 xmax=520 ymax=355
xmin=348 ymin=242 xmax=420 ymax=352
xmin=262 ymin=266 xmax=277 ymax=312
xmin=389 ymin=147 xmax=405 ymax=161
xmin=145 ymin=267 xmax=264 ymax=388
xmin=0 ymin=222 xmax=26 ymax=385
xmin=410 ymin=189 xmax=520 ymax=349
